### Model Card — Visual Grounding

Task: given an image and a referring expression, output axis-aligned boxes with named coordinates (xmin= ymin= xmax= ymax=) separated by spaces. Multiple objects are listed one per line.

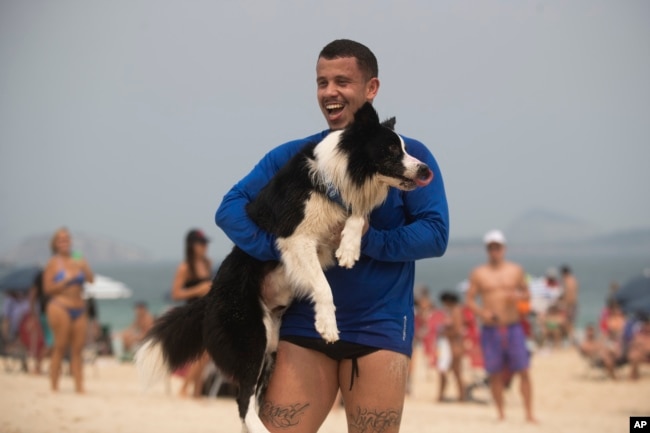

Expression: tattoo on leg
xmin=348 ymin=406 xmax=402 ymax=433
xmin=260 ymin=400 xmax=310 ymax=429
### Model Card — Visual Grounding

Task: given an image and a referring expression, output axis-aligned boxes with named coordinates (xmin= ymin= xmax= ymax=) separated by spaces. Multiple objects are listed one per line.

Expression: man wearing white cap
xmin=465 ymin=230 xmax=536 ymax=423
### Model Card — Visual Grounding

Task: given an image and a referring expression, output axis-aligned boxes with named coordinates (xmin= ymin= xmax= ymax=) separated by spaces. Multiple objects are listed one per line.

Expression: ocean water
xmin=93 ymin=250 xmax=649 ymax=335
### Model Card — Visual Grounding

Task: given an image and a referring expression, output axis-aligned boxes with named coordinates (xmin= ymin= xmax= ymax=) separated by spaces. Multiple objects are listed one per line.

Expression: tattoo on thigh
xmin=260 ymin=400 xmax=310 ymax=429
xmin=348 ymin=406 xmax=402 ymax=433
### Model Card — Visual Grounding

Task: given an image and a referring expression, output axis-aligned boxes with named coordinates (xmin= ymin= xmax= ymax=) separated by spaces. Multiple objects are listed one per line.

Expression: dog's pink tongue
xmin=415 ymin=169 xmax=434 ymax=187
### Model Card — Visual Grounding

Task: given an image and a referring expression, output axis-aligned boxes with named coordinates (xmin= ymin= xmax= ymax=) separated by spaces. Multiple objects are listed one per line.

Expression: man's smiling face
xmin=316 ymin=56 xmax=379 ymax=130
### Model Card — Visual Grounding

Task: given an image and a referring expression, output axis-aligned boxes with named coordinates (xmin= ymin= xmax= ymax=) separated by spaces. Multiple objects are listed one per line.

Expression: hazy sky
xmin=1 ymin=1 xmax=648 ymax=261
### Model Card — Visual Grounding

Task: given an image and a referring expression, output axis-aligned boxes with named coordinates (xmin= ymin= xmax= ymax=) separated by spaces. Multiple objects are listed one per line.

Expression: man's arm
xmin=518 ymin=266 xmax=531 ymax=301
xmin=466 ymin=270 xmax=496 ymax=325
xmin=215 ymin=137 xmax=320 ymax=261
xmin=360 ymin=138 xmax=449 ymax=262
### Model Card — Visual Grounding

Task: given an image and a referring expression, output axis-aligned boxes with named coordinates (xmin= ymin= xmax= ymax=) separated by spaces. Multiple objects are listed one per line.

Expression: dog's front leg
xmin=277 ymin=237 xmax=339 ymax=343
xmin=335 ymin=214 xmax=365 ymax=269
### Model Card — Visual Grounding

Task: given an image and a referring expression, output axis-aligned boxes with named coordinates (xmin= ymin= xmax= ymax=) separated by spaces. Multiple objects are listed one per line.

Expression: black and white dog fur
xmin=135 ymin=102 xmax=433 ymax=433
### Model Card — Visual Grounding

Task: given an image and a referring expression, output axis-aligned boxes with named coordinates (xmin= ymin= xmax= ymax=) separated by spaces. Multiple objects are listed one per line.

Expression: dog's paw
xmin=335 ymin=244 xmax=360 ymax=269
xmin=315 ymin=311 xmax=339 ymax=343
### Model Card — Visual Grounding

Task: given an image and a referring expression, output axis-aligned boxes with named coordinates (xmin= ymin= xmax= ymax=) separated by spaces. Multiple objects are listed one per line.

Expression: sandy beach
xmin=1 ymin=348 xmax=648 ymax=433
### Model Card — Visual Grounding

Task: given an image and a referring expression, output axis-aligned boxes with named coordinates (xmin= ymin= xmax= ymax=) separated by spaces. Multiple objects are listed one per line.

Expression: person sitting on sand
xmin=578 ymin=324 xmax=618 ymax=379
xmin=603 ymin=302 xmax=626 ymax=356
xmin=543 ymin=303 xmax=566 ymax=349
xmin=2 ymin=291 xmax=31 ymax=372
xmin=121 ymin=301 xmax=154 ymax=357
xmin=2 ymin=291 xmax=30 ymax=342
xmin=628 ymin=316 xmax=650 ymax=381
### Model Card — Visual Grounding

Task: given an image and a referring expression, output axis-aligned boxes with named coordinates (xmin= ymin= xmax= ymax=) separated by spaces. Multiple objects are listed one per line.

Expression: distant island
xmin=2 ymin=209 xmax=648 ymax=265
xmin=447 ymin=209 xmax=650 ymax=257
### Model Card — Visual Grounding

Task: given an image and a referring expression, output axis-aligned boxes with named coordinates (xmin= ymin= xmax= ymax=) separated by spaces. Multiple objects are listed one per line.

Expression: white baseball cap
xmin=483 ymin=229 xmax=506 ymax=245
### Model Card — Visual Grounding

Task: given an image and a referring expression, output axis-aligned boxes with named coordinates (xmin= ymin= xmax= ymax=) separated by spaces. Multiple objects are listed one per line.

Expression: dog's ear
xmin=352 ymin=102 xmax=380 ymax=127
xmin=381 ymin=117 xmax=396 ymax=130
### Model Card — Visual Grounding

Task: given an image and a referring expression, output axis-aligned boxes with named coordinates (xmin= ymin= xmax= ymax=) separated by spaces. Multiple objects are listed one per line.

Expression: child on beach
xmin=435 ymin=291 xmax=466 ymax=402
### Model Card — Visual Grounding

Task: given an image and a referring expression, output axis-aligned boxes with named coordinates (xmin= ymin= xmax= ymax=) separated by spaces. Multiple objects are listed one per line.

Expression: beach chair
xmin=579 ymin=350 xmax=627 ymax=379
xmin=579 ymin=319 xmax=641 ymax=379
xmin=575 ymin=337 xmax=626 ymax=379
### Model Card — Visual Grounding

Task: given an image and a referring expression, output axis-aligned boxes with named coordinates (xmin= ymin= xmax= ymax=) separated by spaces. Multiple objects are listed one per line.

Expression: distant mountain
xmin=584 ymin=228 xmax=650 ymax=249
xmin=446 ymin=209 xmax=650 ymax=256
xmin=0 ymin=232 xmax=153 ymax=266
xmin=506 ymin=208 xmax=599 ymax=245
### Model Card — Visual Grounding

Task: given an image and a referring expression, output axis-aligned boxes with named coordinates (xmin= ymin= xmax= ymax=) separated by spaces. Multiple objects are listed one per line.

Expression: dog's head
xmin=339 ymin=102 xmax=433 ymax=191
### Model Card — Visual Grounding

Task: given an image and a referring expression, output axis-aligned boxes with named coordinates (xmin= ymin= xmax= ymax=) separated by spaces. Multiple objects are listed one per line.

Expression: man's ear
xmin=381 ymin=117 xmax=396 ymax=130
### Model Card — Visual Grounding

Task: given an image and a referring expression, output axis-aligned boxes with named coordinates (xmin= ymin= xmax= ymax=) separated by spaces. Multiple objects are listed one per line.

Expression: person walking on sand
xmin=560 ymin=265 xmax=579 ymax=342
xmin=170 ymin=229 xmax=213 ymax=398
xmin=43 ymin=227 xmax=94 ymax=393
xmin=436 ymin=291 xmax=466 ymax=402
xmin=465 ymin=230 xmax=536 ymax=423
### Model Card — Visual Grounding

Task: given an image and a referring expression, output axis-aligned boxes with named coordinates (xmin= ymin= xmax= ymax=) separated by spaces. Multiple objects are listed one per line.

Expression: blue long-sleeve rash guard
xmin=215 ymin=130 xmax=449 ymax=356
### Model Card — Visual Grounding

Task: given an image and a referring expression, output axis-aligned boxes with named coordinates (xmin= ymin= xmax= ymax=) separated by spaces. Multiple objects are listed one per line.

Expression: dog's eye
xmin=389 ymin=144 xmax=401 ymax=156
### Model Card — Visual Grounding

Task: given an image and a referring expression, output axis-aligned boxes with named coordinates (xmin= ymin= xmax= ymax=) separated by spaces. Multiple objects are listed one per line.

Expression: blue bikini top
xmin=54 ymin=260 xmax=85 ymax=286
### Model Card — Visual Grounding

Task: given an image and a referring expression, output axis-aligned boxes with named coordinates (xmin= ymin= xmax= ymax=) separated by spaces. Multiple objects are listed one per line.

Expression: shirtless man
xmin=578 ymin=324 xmax=617 ymax=379
xmin=466 ymin=230 xmax=536 ymax=422
xmin=560 ymin=265 xmax=579 ymax=342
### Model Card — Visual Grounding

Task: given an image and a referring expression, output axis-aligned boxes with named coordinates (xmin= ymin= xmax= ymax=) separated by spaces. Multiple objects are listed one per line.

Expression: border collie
xmin=136 ymin=102 xmax=433 ymax=433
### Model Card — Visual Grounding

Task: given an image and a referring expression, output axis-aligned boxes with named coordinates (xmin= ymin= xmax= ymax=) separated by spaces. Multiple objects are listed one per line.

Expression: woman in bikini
xmin=170 ymin=229 xmax=213 ymax=397
xmin=43 ymin=227 xmax=94 ymax=393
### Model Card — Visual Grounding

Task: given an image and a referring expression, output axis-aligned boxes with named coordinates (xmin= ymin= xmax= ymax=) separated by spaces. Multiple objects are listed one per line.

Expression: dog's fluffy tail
xmin=135 ymin=298 xmax=207 ymax=389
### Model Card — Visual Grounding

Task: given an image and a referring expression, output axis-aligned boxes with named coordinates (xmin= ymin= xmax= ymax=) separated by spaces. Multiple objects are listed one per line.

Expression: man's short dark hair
xmin=318 ymin=39 xmax=378 ymax=79
xmin=439 ymin=291 xmax=459 ymax=305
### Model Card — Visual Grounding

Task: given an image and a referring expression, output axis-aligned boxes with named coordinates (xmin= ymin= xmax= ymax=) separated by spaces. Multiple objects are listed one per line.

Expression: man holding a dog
xmin=216 ymin=39 xmax=449 ymax=433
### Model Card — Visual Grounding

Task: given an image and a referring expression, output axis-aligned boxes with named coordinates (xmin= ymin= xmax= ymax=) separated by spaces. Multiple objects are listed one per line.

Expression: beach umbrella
xmin=0 ymin=265 xmax=42 ymax=293
xmin=614 ymin=270 xmax=650 ymax=315
xmin=84 ymin=275 xmax=133 ymax=300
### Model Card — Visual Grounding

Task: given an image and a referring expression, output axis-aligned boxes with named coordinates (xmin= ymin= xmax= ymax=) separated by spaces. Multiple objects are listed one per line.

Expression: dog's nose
xmin=416 ymin=165 xmax=433 ymax=186
xmin=417 ymin=165 xmax=432 ymax=180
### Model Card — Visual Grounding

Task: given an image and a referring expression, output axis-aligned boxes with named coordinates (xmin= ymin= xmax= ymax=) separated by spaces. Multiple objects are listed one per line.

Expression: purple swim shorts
xmin=480 ymin=322 xmax=530 ymax=375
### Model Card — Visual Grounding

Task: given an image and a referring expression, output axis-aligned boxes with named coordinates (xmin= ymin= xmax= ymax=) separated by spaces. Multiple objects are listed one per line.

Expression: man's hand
xmin=197 ymin=281 xmax=212 ymax=297
xmin=480 ymin=309 xmax=498 ymax=325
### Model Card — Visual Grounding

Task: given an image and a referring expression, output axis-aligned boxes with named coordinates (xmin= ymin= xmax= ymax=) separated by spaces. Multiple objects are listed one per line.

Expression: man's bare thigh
xmin=261 ymin=341 xmax=339 ymax=433
xmin=339 ymin=350 xmax=410 ymax=433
